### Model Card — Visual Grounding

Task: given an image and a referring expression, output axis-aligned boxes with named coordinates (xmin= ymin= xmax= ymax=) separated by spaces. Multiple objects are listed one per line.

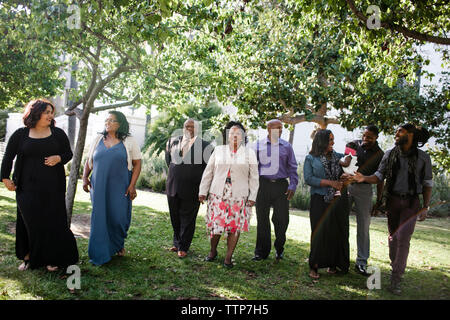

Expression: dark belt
xmin=260 ymin=177 xmax=287 ymax=183
xmin=392 ymin=192 xmax=417 ymax=200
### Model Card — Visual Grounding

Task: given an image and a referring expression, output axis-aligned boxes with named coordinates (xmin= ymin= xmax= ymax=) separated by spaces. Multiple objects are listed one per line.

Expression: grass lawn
xmin=0 ymin=182 xmax=449 ymax=300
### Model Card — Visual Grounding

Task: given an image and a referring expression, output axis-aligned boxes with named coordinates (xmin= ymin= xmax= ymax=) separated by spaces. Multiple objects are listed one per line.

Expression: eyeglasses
xmin=105 ymin=119 xmax=118 ymax=123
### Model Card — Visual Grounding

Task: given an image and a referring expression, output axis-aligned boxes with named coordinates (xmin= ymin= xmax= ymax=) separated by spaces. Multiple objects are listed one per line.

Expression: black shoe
xmin=223 ymin=261 xmax=234 ymax=268
xmin=354 ymin=264 xmax=370 ymax=277
xmin=275 ymin=252 xmax=284 ymax=260
xmin=389 ymin=277 xmax=402 ymax=295
xmin=252 ymin=255 xmax=267 ymax=261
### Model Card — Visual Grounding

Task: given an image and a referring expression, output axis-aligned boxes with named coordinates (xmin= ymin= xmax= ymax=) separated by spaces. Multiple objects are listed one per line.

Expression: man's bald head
xmin=267 ymin=119 xmax=282 ymax=128
xmin=267 ymin=119 xmax=283 ymax=142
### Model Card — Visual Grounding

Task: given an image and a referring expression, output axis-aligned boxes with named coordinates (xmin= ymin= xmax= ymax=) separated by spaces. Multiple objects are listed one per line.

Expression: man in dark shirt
xmin=348 ymin=125 xmax=384 ymax=276
xmin=165 ymin=119 xmax=211 ymax=258
xmin=354 ymin=123 xmax=433 ymax=295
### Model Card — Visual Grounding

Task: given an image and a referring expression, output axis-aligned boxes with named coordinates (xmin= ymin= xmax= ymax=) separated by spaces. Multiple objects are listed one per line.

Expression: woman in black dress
xmin=303 ymin=129 xmax=351 ymax=279
xmin=1 ymin=99 xmax=79 ymax=271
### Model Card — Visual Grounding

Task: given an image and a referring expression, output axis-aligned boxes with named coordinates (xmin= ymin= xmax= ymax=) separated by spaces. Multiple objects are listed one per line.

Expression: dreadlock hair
xmin=400 ymin=123 xmax=430 ymax=148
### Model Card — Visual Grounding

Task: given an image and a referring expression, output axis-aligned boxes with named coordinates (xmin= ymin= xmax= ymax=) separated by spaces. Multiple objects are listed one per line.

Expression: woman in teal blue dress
xmin=83 ymin=111 xmax=142 ymax=266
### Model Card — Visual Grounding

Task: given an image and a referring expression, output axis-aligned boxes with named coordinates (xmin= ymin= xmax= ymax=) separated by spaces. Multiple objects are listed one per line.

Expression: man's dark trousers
xmin=165 ymin=136 xmax=210 ymax=253
xmin=386 ymin=194 xmax=420 ymax=281
xmin=255 ymin=177 xmax=290 ymax=258
xmin=167 ymin=194 xmax=200 ymax=252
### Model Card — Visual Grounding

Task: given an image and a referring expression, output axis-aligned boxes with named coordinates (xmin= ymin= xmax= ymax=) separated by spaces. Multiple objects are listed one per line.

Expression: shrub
xmin=290 ymin=162 xmax=311 ymax=211
xmin=430 ymin=203 xmax=450 ymax=218
xmin=136 ymin=152 xmax=167 ymax=193
xmin=65 ymin=156 xmax=87 ymax=178
xmin=429 ymin=173 xmax=450 ymax=217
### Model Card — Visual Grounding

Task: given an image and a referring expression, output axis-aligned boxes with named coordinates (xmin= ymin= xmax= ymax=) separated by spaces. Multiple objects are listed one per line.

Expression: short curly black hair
xmin=22 ymin=99 xmax=55 ymax=128
xmin=222 ymin=121 xmax=248 ymax=145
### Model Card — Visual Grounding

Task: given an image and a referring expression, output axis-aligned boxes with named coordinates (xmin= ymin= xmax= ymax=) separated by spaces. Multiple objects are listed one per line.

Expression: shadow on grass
xmin=0 ymin=192 xmax=449 ymax=300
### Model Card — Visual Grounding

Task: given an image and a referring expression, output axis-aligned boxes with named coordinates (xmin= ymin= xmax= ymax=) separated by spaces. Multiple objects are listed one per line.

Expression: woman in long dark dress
xmin=1 ymin=99 xmax=79 ymax=271
xmin=303 ymin=129 xmax=351 ymax=279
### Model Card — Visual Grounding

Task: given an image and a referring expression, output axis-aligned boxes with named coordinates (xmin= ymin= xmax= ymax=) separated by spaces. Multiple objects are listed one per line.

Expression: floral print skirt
xmin=205 ymin=181 xmax=252 ymax=238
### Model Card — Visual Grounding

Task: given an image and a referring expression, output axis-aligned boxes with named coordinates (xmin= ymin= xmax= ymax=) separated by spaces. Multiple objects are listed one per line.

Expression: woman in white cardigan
xmin=82 ymin=111 xmax=142 ymax=265
xmin=199 ymin=121 xmax=259 ymax=268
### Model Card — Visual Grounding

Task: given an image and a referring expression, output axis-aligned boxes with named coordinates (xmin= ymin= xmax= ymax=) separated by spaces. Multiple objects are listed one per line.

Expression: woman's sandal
xmin=309 ymin=269 xmax=320 ymax=279
xmin=117 ymin=248 xmax=126 ymax=257
xmin=18 ymin=260 xmax=30 ymax=271
xmin=327 ymin=267 xmax=337 ymax=274
xmin=46 ymin=265 xmax=59 ymax=272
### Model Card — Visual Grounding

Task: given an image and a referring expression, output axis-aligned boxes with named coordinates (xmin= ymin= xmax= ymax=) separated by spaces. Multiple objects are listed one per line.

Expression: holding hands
xmin=329 ymin=180 xmax=343 ymax=191
xmin=324 ymin=173 xmax=359 ymax=191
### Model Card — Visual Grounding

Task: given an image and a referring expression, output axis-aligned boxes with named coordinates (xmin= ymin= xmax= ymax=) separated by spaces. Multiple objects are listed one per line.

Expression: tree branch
xmin=278 ymin=113 xmax=339 ymax=127
xmin=101 ymin=89 xmax=127 ymax=101
xmin=100 ymin=60 xmax=135 ymax=87
xmin=66 ymin=98 xmax=83 ymax=112
xmin=65 ymin=107 xmax=83 ymax=119
xmin=345 ymin=0 xmax=450 ymax=45
xmin=91 ymin=94 xmax=140 ymax=113
xmin=83 ymin=23 xmax=142 ymax=68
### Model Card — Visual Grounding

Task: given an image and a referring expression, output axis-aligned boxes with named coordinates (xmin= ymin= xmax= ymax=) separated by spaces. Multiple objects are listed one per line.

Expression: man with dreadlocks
xmin=353 ymin=123 xmax=433 ymax=295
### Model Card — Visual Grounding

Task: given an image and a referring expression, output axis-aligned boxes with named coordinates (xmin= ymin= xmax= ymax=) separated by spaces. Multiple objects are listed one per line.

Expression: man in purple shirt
xmin=252 ymin=119 xmax=298 ymax=261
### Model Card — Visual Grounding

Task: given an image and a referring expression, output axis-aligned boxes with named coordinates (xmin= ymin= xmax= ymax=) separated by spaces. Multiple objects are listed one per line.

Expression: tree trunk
xmin=65 ymin=114 xmax=90 ymax=226
xmin=145 ymin=112 xmax=151 ymax=139
xmin=67 ymin=63 xmax=78 ymax=150
xmin=289 ymin=125 xmax=295 ymax=145
xmin=68 ymin=114 xmax=76 ymax=150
